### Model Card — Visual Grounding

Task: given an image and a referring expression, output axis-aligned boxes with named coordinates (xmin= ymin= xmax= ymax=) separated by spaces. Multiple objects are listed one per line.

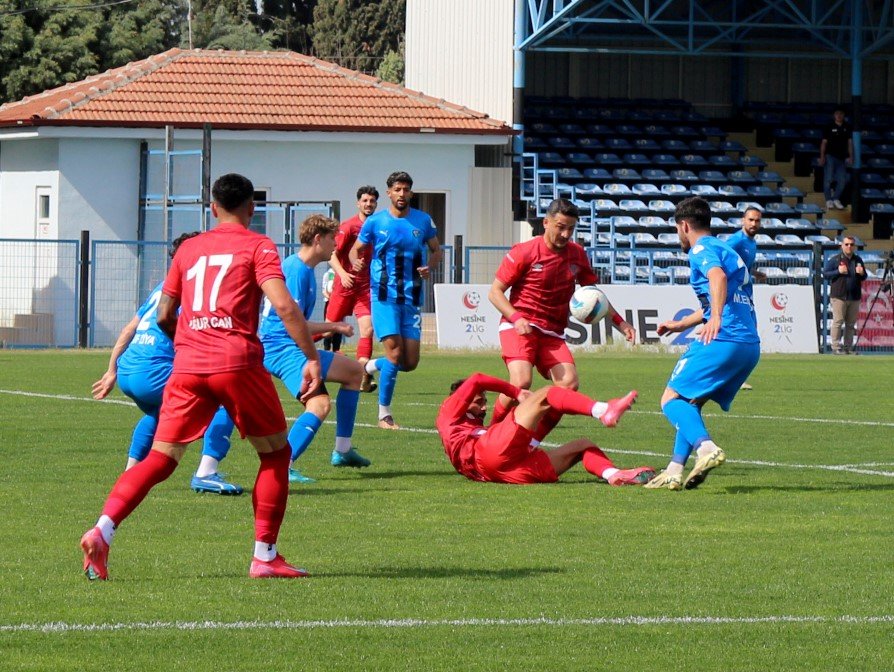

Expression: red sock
xmin=491 ymin=399 xmax=511 ymax=425
xmin=101 ymin=450 xmax=178 ymax=525
xmin=357 ymin=336 xmax=373 ymax=362
xmin=546 ymin=387 xmax=597 ymax=416
xmin=582 ymin=446 xmax=615 ymax=477
xmin=532 ymin=407 xmax=562 ymax=441
xmin=253 ymin=445 xmax=291 ymax=544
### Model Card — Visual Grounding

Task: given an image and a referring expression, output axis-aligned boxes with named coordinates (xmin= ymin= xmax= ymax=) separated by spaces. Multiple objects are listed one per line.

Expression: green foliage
xmin=312 ymin=0 xmax=406 ymax=73
xmin=201 ymin=4 xmax=273 ymax=50
xmin=257 ymin=0 xmax=317 ymax=52
xmin=376 ymin=39 xmax=404 ymax=84
xmin=0 ymin=350 xmax=893 ymax=670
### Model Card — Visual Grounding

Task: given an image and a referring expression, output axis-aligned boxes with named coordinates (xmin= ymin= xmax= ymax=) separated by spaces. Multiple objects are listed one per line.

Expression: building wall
xmin=406 ymin=0 xmax=514 ymax=125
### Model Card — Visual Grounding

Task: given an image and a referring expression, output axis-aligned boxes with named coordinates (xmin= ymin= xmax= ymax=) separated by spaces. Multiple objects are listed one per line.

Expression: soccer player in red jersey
xmin=488 ymin=198 xmax=636 ymax=433
xmin=326 ymin=186 xmax=379 ymax=393
xmin=80 ymin=173 xmax=322 ymax=581
xmin=436 ymin=373 xmax=652 ymax=485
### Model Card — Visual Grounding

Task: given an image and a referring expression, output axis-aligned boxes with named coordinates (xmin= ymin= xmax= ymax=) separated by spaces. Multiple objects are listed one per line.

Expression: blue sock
xmin=662 ymin=398 xmax=711 ymax=465
xmin=288 ymin=412 xmax=323 ymax=461
xmin=335 ymin=388 xmax=360 ymax=439
xmin=671 ymin=430 xmax=692 ymax=465
xmin=378 ymin=360 xmax=400 ymax=406
xmin=128 ymin=414 xmax=158 ymax=462
xmin=201 ymin=407 xmax=235 ymax=461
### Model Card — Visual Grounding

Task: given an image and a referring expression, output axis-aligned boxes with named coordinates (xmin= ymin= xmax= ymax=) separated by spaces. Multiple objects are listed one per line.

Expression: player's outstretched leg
xmin=599 ymin=390 xmax=638 ymax=428
xmin=80 ymin=526 xmax=110 ymax=581
xmin=606 ymin=466 xmax=656 ymax=486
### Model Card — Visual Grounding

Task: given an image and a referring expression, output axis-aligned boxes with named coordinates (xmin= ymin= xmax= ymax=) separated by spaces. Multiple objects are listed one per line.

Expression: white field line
xmin=4 ymin=390 xmax=893 ymax=477
xmin=2 ymin=614 xmax=893 ymax=634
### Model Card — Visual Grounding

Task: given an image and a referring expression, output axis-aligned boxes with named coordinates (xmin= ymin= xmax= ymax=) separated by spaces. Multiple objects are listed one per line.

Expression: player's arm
xmin=488 ymin=277 xmax=531 ymax=335
xmin=306 ymin=319 xmax=354 ymax=338
xmin=418 ymin=237 xmax=442 ymax=280
xmin=657 ymin=308 xmax=705 ymax=335
xmin=328 ymin=249 xmax=354 ymax=289
xmin=700 ymin=267 xmax=727 ymax=345
xmin=157 ymin=292 xmax=179 ymax=340
xmin=441 ymin=373 xmax=522 ymax=424
xmin=92 ymin=314 xmax=139 ymax=399
xmin=261 ymin=277 xmax=322 ymax=401
xmin=605 ymin=304 xmax=636 ymax=343
xmin=348 ymin=239 xmax=368 ymax=273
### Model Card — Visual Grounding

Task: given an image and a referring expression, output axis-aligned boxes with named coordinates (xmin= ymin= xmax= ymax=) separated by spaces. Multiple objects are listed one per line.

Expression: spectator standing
xmin=818 ymin=107 xmax=853 ymax=211
xmin=822 ymin=235 xmax=866 ymax=354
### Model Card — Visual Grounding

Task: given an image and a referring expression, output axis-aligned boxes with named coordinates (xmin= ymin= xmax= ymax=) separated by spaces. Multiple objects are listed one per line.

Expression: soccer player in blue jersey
xmin=260 ymin=214 xmax=370 ymax=481
xmin=91 ymin=233 xmax=241 ymax=495
xmin=348 ymin=171 xmax=442 ymax=430
xmin=645 ymin=197 xmax=761 ymax=491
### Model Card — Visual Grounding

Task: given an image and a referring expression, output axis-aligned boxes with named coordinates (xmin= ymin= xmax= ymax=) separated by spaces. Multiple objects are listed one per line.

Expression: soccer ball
xmin=569 ymin=285 xmax=609 ymax=324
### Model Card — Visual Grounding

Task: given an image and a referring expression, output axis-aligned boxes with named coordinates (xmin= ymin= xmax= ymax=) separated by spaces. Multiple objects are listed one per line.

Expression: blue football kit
xmin=260 ymin=254 xmax=359 ymax=463
xmin=117 ymin=282 xmax=233 ymax=462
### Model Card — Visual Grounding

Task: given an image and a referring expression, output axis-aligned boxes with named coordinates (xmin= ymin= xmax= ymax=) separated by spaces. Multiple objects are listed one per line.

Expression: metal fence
xmin=0 ymin=238 xmax=80 ymax=348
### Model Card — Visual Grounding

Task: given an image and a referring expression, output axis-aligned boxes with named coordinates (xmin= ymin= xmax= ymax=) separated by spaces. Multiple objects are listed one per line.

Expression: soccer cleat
xmin=288 ymin=467 xmax=317 ymax=484
xmin=360 ymin=372 xmax=378 ymax=393
xmin=607 ymin=466 xmax=657 ymax=486
xmin=331 ymin=448 xmax=371 ymax=468
xmin=599 ymin=390 xmax=638 ymax=428
xmin=249 ymin=554 xmax=309 ymax=579
xmin=80 ymin=527 xmax=110 ymax=581
xmin=644 ymin=470 xmax=683 ymax=491
xmin=378 ymin=415 xmax=400 ymax=430
xmin=684 ymin=447 xmax=726 ymax=490
xmin=191 ymin=472 xmax=243 ymax=495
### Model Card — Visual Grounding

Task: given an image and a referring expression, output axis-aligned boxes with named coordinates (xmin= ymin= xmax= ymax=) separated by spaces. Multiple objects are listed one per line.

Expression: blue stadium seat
xmin=660 ymin=184 xmax=689 ymax=197
xmin=648 ymin=199 xmax=676 ymax=213
xmin=642 ymin=168 xmax=671 ymax=182
xmin=764 ymin=201 xmax=796 ymax=216
xmin=567 ymin=152 xmax=595 ymax=166
xmin=652 ymin=154 xmax=681 ymax=167
xmin=605 ymin=138 xmax=632 ymax=151
xmin=681 ymin=154 xmax=709 ymax=167
xmin=662 ymin=139 xmax=689 ymax=153
xmin=746 ymin=185 xmax=774 ymax=197
xmin=738 ymin=155 xmax=767 ymax=169
xmin=720 ymin=139 xmax=747 ymax=153
xmin=604 ymin=183 xmax=632 ymax=195
xmin=784 ymin=218 xmax=815 ymax=230
xmin=539 ymin=152 xmax=565 ymax=166
xmin=639 ymin=215 xmax=668 ymax=228
xmin=709 ymin=155 xmax=738 ymax=168
xmin=643 ymin=124 xmax=671 ymax=138
xmin=623 ymin=153 xmax=651 ymax=167
xmin=559 ymin=123 xmax=586 ymax=136
xmin=612 ymin=168 xmax=641 ymax=181
xmin=698 ymin=170 xmax=726 ymax=184
xmin=719 ymin=185 xmax=747 ymax=196
xmin=548 ymin=136 xmax=577 ymax=149
xmin=583 ymin=167 xmax=612 ymax=181
xmin=523 ymin=136 xmax=548 ymax=150
xmin=670 ymin=169 xmax=698 ymax=182
xmin=794 ymin=202 xmax=824 ymax=216
xmin=776 ymin=234 xmax=808 ymax=246
xmin=594 ymin=153 xmax=623 ymax=166
xmin=634 ymin=138 xmax=661 ymax=151
xmin=727 ymin=170 xmax=758 ymax=184
xmin=633 ymin=183 xmax=661 ymax=196
xmin=557 ymin=167 xmax=584 ymax=181
xmin=691 ymin=184 xmax=718 ymax=196
xmin=690 ymin=140 xmax=717 ymax=153
xmin=576 ymin=137 xmax=604 ymax=150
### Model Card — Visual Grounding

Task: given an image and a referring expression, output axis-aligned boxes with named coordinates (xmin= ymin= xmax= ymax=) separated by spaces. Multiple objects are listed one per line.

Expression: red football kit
xmin=436 ymin=373 xmax=558 ymax=484
xmin=325 ymin=215 xmax=372 ymax=321
xmin=156 ymin=222 xmax=287 ymax=442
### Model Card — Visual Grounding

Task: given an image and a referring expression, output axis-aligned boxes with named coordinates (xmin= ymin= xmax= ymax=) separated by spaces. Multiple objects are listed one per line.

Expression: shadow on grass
xmin=326 ymin=565 xmax=565 ymax=580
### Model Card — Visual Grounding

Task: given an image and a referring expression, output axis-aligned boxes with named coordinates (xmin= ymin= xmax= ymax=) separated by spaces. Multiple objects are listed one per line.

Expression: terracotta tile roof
xmin=0 ymin=48 xmax=510 ymax=135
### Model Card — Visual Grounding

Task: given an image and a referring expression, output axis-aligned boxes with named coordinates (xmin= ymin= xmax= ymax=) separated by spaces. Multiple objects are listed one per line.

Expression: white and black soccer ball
xmin=569 ymin=285 xmax=609 ymax=324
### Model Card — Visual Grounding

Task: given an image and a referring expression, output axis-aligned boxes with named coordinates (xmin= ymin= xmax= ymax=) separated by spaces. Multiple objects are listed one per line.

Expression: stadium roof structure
xmin=517 ymin=0 xmax=894 ymax=60
xmin=0 ymin=48 xmax=511 ymax=135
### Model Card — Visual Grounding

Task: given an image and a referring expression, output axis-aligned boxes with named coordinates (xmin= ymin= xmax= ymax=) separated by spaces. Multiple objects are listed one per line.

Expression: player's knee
xmin=306 ymin=395 xmax=331 ymax=419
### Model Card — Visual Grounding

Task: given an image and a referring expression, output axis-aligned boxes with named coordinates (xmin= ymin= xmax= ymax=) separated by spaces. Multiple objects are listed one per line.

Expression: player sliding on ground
xmin=436 ymin=373 xmax=653 ymax=485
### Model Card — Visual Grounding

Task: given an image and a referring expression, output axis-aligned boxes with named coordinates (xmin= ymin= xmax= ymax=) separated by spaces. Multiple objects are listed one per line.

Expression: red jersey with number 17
xmin=332 ymin=215 xmax=372 ymax=295
xmin=494 ymin=236 xmax=598 ymax=336
xmin=162 ymin=222 xmax=284 ymax=374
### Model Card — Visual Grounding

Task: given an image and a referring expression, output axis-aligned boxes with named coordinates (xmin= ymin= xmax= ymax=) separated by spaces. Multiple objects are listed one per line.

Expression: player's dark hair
xmin=675 ymin=196 xmax=712 ymax=231
xmin=386 ymin=171 xmax=413 ymax=189
xmin=449 ymin=379 xmax=466 ymax=393
xmin=170 ymin=231 xmax=200 ymax=258
xmin=357 ymin=185 xmax=379 ymax=200
xmin=546 ymin=198 xmax=579 ymax=219
xmin=742 ymin=206 xmax=762 ymax=219
xmin=212 ymin=173 xmax=254 ymax=212
xmin=299 ymin=214 xmax=339 ymax=245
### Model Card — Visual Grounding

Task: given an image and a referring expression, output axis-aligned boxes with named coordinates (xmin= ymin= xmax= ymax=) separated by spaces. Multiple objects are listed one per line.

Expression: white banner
xmin=434 ymin=283 xmax=818 ymax=353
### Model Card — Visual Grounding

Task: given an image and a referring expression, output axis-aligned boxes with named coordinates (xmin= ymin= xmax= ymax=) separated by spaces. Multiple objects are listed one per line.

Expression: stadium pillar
xmin=512 ymin=0 xmax=527 ymax=159
xmin=850 ymin=0 xmax=863 ymax=219
xmin=202 ymin=124 xmax=212 ymax=231
xmin=453 ymin=235 xmax=463 ymax=284
xmin=78 ymin=230 xmax=90 ymax=348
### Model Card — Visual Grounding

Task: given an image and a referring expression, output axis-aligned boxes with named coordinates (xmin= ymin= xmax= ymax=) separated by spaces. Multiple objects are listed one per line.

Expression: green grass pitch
xmin=0 ymin=349 xmax=892 ymax=671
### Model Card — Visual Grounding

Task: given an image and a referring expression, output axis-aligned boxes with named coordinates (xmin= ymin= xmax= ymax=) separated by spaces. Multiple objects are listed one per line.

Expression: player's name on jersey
xmin=132 ymin=333 xmax=158 ymax=346
xmin=188 ymin=315 xmax=234 ymax=331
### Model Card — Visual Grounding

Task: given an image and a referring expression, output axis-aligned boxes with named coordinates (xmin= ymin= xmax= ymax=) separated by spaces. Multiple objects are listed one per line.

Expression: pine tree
xmin=312 ymin=0 xmax=405 ymax=74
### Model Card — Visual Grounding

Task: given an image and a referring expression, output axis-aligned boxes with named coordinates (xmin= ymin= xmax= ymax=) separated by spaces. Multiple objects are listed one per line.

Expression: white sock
xmin=195 ymin=455 xmax=220 ymax=479
xmin=378 ymin=404 xmax=392 ymax=420
xmin=96 ymin=515 xmax=116 ymax=545
xmin=124 ymin=457 xmax=139 ymax=471
xmin=591 ymin=402 xmax=609 ymax=418
xmin=666 ymin=462 xmax=684 ymax=476
xmin=602 ymin=467 xmax=619 ymax=481
xmin=254 ymin=541 xmax=276 ymax=562
xmin=335 ymin=436 xmax=352 ymax=454
xmin=696 ymin=440 xmax=720 ymax=458
xmin=365 ymin=359 xmax=379 ymax=375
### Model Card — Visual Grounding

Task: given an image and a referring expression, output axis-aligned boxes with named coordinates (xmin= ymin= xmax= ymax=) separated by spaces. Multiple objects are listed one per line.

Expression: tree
xmin=203 ymin=4 xmax=273 ymax=50
xmin=100 ymin=1 xmax=183 ymax=70
xmin=257 ymin=1 xmax=317 ymax=52
xmin=312 ymin=0 xmax=405 ymax=74
xmin=376 ymin=39 xmax=404 ymax=84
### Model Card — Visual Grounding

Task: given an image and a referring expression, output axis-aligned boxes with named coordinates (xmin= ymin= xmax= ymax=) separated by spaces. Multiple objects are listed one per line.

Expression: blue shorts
xmin=371 ymin=301 xmax=422 ymax=340
xmin=668 ymin=339 xmax=760 ymax=411
xmin=264 ymin=344 xmax=334 ymax=399
xmin=118 ymin=365 xmax=172 ymax=416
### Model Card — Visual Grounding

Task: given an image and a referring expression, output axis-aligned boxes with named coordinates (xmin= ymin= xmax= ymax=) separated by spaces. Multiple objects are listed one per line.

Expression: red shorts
xmin=474 ymin=411 xmax=558 ymax=484
xmin=326 ymin=286 xmax=371 ymax=321
xmin=155 ymin=367 xmax=287 ymax=443
xmin=499 ymin=328 xmax=575 ymax=379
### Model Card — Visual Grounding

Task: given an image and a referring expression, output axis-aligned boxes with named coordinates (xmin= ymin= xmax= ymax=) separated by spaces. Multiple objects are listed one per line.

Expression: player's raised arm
xmin=605 ymin=304 xmax=637 ymax=343
xmin=488 ymin=277 xmax=531 ymax=335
